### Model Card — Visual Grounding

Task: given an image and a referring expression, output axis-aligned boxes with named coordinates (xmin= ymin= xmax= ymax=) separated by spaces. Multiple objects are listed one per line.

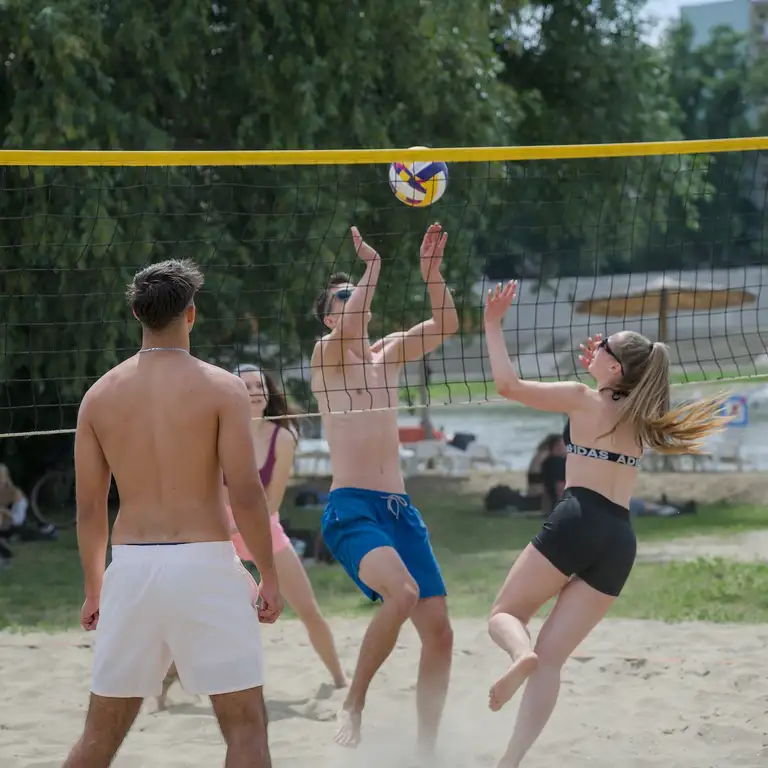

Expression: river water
xmin=398 ymin=384 xmax=768 ymax=472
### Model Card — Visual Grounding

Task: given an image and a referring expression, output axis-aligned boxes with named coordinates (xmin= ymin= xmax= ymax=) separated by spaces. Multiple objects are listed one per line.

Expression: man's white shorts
xmin=91 ymin=541 xmax=263 ymax=698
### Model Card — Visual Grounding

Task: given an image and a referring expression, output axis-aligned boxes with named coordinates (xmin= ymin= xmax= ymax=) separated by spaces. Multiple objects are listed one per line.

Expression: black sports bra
xmin=563 ymin=419 xmax=642 ymax=468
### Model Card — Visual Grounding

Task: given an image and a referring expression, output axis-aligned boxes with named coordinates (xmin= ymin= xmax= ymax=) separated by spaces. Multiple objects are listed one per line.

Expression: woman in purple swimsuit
xmin=229 ymin=366 xmax=345 ymax=689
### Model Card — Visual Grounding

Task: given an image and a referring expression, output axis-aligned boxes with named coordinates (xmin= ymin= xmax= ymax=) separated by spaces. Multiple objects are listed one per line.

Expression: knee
xmin=488 ymin=605 xmax=529 ymax=629
xmin=224 ymin=724 xmax=269 ymax=755
xmin=489 ymin=598 xmax=515 ymax=621
xmin=422 ymin=615 xmax=454 ymax=657
xmin=531 ymin=640 xmax=567 ymax=670
xmin=383 ymin=577 xmax=420 ymax=621
xmin=300 ymin=602 xmax=329 ymax=633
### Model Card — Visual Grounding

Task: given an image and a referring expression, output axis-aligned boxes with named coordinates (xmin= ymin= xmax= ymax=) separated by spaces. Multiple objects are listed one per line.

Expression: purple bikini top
xmin=259 ymin=425 xmax=281 ymax=487
xmin=223 ymin=424 xmax=281 ymax=489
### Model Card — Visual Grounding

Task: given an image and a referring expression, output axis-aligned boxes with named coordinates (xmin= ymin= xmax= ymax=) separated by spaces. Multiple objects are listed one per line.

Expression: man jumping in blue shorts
xmin=310 ymin=223 xmax=459 ymax=753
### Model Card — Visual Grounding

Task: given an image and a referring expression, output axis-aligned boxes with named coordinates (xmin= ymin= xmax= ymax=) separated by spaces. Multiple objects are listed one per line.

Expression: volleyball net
xmin=1 ymin=139 xmax=767 ymax=438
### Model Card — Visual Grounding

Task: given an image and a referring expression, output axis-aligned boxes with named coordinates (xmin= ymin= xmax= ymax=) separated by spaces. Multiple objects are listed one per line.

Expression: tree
xmin=637 ymin=22 xmax=768 ymax=270
xmin=0 ymin=0 xmax=516 ymax=474
xmin=483 ymin=0 xmax=708 ymax=279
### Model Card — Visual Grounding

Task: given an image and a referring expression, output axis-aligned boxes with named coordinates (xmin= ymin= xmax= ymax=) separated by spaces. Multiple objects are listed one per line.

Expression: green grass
xmin=401 ymin=369 xmax=768 ymax=405
xmin=2 ymin=493 xmax=767 ymax=631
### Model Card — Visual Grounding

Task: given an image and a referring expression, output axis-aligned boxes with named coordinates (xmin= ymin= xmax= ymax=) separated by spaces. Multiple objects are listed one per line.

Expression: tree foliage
xmin=0 ymin=0 xmax=514 ymax=456
xmin=636 ymin=22 xmax=768 ymax=270
xmin=0 ymin=0 xmax=765 ymax=473
xmin=484 ymin=0 xmax=707 ymax=279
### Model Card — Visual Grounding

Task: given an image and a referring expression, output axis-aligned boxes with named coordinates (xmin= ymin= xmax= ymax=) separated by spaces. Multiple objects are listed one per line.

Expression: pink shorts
xmin=228 ymin=508 xmax=291 ymax=562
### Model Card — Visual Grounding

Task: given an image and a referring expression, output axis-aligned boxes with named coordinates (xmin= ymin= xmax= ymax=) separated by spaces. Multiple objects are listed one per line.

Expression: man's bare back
xmin=65 ymin=259 xmax=280 ymax=768
xmin=88 ymin=351 xmax=236 ymax=545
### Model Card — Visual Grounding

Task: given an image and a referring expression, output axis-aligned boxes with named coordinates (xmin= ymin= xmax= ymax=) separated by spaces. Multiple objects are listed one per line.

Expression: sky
xmin=644 ymin=0 xmax=708 ymax=23
xmin=642 ymin=0 xmax=721 ymax=42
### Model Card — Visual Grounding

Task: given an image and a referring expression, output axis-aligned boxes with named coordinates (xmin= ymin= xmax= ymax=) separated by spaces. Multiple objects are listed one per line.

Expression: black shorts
xmin=532 ymin=487 xmax=637 ymax=597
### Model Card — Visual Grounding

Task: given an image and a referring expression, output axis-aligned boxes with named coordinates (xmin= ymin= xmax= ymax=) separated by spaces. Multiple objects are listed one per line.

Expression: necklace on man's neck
xmin=139 ymin=347 xmax=189 ymax=354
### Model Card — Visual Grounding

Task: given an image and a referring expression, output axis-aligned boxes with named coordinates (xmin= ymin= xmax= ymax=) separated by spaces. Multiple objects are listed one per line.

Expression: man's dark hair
xmin=313 ymin=272 xmax=353 ymax=323
xmin=126 ymin=259 xmax=204 ymax=331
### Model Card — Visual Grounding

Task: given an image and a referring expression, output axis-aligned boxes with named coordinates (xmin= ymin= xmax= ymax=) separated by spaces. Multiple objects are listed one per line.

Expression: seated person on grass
xmin=0 ymin=464 xmax=29 ymax=537
xmin=540 ymin=436 xmax=567 ymax=515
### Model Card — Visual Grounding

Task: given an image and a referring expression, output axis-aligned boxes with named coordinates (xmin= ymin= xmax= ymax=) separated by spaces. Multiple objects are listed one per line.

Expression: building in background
xmin=681 ymin=0 xmax=768 ymax=52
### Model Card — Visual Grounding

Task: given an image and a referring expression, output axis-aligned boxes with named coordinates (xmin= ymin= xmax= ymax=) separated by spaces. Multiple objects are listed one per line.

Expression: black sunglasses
xmin=319 ymin=287 xmax=353 ymax=323
xmin=599 ymin=337 xmax=624 ymax=374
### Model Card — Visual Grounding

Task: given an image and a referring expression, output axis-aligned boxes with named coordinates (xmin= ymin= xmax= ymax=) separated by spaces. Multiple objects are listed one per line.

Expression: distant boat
xmin=398 ymin=425 xmax=446 ymax=444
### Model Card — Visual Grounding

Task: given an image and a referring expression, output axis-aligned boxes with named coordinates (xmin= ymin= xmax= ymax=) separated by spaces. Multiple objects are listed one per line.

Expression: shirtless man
xmin=311 ymin=223 xmax=458 ymax=753
xmin=63 ymin=259 xmax=283 ymax=768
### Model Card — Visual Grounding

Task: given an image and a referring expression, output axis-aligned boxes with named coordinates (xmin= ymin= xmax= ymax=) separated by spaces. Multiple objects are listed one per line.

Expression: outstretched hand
xmin=350 ymin=226 xmax=379 ymax=263
xmin=578 ymin=334 xmax=603 ymax=370
xmin=420 ymin=222 xmax=447 ymax=281
xmin=484 ymin=281 xmax=517 ymax=325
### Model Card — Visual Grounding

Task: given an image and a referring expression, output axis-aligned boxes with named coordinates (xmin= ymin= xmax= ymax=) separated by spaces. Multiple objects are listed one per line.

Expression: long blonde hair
xmin=602 ymin=332 xmax=730 ymax=454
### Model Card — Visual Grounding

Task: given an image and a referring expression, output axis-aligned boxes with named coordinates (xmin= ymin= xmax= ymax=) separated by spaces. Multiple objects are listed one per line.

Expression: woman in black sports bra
xmin=482 ymin=281 xmax=729 ymax=768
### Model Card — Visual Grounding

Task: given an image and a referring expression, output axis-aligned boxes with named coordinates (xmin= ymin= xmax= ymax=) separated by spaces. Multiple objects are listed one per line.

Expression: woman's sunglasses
xmin=598 ymin=337 xmax=624 ymax=374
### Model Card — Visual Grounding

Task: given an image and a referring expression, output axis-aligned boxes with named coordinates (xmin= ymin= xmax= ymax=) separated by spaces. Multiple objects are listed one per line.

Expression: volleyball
xmin=389 ymin=149 xmax=448 ymax=208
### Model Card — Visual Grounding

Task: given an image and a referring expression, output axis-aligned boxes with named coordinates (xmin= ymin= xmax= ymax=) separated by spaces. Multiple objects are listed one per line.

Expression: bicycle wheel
xmin=30 ymin=469 xmax=77 ymax=529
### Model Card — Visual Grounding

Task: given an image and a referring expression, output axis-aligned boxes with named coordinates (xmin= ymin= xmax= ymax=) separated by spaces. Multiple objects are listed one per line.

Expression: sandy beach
xmin=1 ymin=613 xmax=766 ymax=767
xmin=2 ymin=472 xmax=766 ymax=767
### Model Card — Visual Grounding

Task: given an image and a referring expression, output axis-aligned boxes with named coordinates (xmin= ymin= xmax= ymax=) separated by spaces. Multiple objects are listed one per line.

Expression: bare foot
xmin=333 ymin=673 xmax=348 ymax=689
xmin=333 ymin=706 xmax=362 ymax=748
xmin=156 ymin=689 xmax=169 ymax=712
xmin=489 ymin=652 xmax=538 ymax=712
xmin=156 ymin=670 xmax=178 ymax=712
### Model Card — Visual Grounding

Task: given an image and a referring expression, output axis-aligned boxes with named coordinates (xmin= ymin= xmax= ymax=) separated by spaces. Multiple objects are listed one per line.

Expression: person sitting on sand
xmin=483 ymin=284 xmax=729 ymax=768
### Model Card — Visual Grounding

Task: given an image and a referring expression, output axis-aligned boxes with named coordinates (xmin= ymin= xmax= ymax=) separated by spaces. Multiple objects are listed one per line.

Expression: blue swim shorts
xmin=321 ymin=487 xmax=446 ymax=602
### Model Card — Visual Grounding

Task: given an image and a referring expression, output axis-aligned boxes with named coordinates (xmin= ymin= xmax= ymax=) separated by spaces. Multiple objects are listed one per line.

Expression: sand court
xmin=1 ymin=617 xmax=766 ymax=767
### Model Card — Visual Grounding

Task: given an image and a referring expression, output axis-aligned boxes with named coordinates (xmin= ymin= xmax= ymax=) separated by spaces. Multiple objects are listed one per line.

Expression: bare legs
xmin=334 ymin=547 xmax=453 ymax=754
xmin=211 ymin=686 xmax=272 ymax=768
xmin=487 ymin=546 xmax=567 ymax=713
xmin=488 ymin=546 xmax=614 ymax=767
xmin=156 ymin=663 xmax=178 ymax=711
xmin=63 ymin=695 xmax=142 ymax=768
xmin=335 ymin=547 xmax=419 ymax=747
xmin=410 ymin=596 xmax=453 ymax=755
xmin=274 ymin=545 xmax=346 ymax=688
xmin=487 ymin=615 xmax=538 ymax=712
xmin=66 ymin=687 xmax=272 ymax=768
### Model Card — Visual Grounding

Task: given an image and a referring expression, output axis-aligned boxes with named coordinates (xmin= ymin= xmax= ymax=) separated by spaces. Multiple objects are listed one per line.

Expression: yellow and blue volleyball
xmin=388 ymin=155 xmax=449 ymax=208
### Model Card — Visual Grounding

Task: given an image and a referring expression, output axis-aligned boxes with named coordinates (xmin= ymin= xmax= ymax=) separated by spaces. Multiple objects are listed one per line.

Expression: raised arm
xmin=484 ymin=281 xmax=589 ymax=413
xmin=312 ymin=227 xmax=381 ymax=370
xmin=75 ymin=390 xmax=112 ymax=611
xmin=380 ymin=223 xmax=459 ymax=365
